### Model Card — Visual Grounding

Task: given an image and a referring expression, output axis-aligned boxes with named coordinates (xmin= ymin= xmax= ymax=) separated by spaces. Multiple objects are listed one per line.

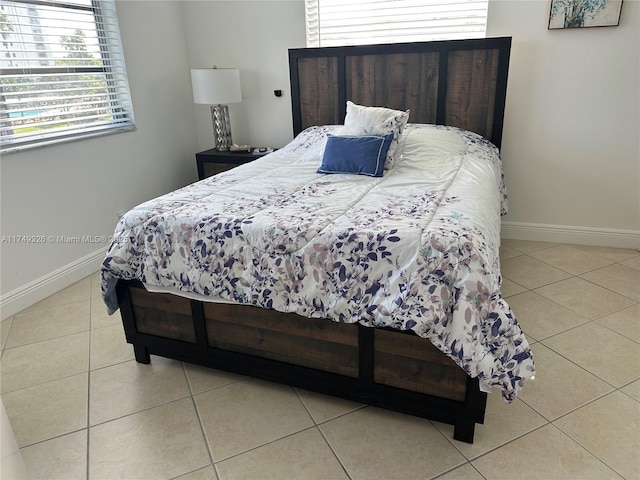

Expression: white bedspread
xmin=101 ymin=124 xmax=535 ymax=401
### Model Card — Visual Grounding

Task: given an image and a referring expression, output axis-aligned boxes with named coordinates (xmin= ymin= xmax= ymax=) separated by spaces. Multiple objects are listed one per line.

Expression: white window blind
xmin=305 ymin=0 xmax=488 ymax=48
xmin=0 ymin=0 xmax=135 ymax=154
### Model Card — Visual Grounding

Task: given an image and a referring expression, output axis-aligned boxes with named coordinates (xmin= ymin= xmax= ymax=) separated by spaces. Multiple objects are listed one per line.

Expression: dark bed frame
xmin=116 ymin=37 xmax=512 ymax=443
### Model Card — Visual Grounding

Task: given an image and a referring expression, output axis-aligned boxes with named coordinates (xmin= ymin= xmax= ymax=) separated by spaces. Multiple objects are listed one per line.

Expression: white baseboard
xmin=0 ymin=247 xmax=107 ymax=320
xmin=501 ymin=221 xmax=640 ymax=250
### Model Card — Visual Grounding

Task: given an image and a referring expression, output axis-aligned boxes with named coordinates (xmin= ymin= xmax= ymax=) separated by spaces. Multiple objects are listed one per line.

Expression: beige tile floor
xmin=1 ymin=240 xmax=638 ymax=479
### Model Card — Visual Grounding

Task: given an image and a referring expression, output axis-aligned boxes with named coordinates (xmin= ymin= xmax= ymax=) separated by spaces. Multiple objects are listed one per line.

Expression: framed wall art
xmin=549 ymin=0 xmax=623 ymax=29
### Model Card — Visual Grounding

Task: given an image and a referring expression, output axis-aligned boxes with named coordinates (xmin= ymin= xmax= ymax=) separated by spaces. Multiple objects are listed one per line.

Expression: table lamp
xmin=191 ymin=67 xmax=242 ymax=151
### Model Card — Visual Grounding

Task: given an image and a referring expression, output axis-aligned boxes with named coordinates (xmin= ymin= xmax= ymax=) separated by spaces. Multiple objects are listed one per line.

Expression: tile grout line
xmin=503 ymin=247 xmax=638 ymax=275
xmin=520 ymin=388 xmax=614 ymax=425
xmin=424 ymin=420 xmax=473 ymax=479
xmin=292 ymin=387 xmax=359 ymax=479
xmin=86 ymin=299 xmax=93 ymax=480
xmin=469 ymin=419 xmax=627 ymax=478
xmin=431 ymin=461 xmax=487 ymax=480
xmin=503 ymin=264 xmax=639 ymax=340
xmin=315 ymin=423 xmax=354 ymax=480
xmin=181 ymin=360 xmax=218 ymax=475
xmin=465 ymin=422 xmax=551 ymax=465
xmin=545 ymin=422 xmax=629 ymax=479
xmin=520 ymin=250 xmax=639 ymax=303
xmin=539 ymin=321 xmax=640 ymax=385
xmin=212 ymin=425 xmax=321 ymax=468
xmin=537 ymin=340 xmax=634 ymax=391
xmin=188 ymin=392 xmax=217 ymax=477
xmin=592 ymin=316 xmax=640 ymax=347
xmin=293 ymin=387 xmax=316 ymax=424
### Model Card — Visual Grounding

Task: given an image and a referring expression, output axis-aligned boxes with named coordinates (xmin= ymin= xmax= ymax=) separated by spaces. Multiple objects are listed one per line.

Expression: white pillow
xmin=342 ymin=101 xmax=410 ymax=169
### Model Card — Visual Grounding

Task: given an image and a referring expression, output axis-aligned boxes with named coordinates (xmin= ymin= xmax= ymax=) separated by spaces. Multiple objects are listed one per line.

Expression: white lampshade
xmin=191 ymin=68 xmax=242 ymax=105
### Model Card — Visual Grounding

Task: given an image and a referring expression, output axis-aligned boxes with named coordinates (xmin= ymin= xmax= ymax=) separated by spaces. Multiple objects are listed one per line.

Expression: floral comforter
xmin=101 ymin=124 xmax=535 ymax=401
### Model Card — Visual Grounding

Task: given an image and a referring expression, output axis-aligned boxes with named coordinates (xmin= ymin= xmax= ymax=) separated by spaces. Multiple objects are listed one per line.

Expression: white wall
xmin=487 ymin=0 xmax=639 ymax=246
xmin=0 ymin=1 xmax=199 ymax=317
xmin=181 ymin=1 xmax=306 ymax=151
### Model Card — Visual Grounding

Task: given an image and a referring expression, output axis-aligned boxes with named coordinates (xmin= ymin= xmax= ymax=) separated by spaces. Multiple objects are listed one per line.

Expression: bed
xmin=101 ymin=37 xmax=535 ymax=443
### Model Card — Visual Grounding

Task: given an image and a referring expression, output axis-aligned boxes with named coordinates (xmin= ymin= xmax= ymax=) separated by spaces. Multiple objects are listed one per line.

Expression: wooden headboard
xmin=289 ymin=37 xmax=511 ymax=148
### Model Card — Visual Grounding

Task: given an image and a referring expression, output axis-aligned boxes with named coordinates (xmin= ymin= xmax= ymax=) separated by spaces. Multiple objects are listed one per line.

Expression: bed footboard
xmin=116 ymin=280 xmax=486 ymax=443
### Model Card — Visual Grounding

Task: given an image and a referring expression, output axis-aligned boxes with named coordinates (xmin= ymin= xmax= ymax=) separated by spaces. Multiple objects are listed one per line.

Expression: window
xmin=0 ymin=0 xmax=135 ymax=154
xmin=305 ymin=0 xmax=488 ymax=47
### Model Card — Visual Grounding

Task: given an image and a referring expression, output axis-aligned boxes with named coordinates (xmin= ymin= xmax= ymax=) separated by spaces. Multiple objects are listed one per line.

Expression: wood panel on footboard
xmin=116 ymin=280 xmax=487 ymax=443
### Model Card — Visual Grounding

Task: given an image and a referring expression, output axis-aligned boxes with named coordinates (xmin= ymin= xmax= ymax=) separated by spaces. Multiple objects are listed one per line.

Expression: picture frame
xmin=548 ymin=0 xmax=623 ymax=29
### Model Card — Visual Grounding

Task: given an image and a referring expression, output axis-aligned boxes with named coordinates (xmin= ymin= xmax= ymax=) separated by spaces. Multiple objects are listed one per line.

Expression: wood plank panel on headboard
xmin=297 ymin=57 xmax=341 ymax=129
xmin=445 ymin=49 xmax=500 ymax=142
xmin=289 ymin=37 xmax=511 ymax=149
xmin=346 ymin=53 xmax=439 ymax=123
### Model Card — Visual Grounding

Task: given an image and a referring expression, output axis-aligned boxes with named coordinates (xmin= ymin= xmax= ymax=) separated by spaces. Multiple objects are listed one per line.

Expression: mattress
xmin=101 ymin=124 xmax=535 ymax=401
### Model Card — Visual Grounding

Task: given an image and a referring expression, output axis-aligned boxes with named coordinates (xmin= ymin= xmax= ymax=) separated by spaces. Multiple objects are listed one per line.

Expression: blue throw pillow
xmin=316 ymin=133 xmax=394 ymax=177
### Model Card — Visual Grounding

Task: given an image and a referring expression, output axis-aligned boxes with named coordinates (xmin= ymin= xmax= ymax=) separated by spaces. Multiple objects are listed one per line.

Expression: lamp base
xmin=211 ymin=104 xmax=233 ymax=151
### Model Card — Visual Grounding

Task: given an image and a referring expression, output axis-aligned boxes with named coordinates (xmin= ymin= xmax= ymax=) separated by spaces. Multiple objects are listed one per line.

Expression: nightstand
xmin=196 ymin=148 xmax=259 ymax=180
